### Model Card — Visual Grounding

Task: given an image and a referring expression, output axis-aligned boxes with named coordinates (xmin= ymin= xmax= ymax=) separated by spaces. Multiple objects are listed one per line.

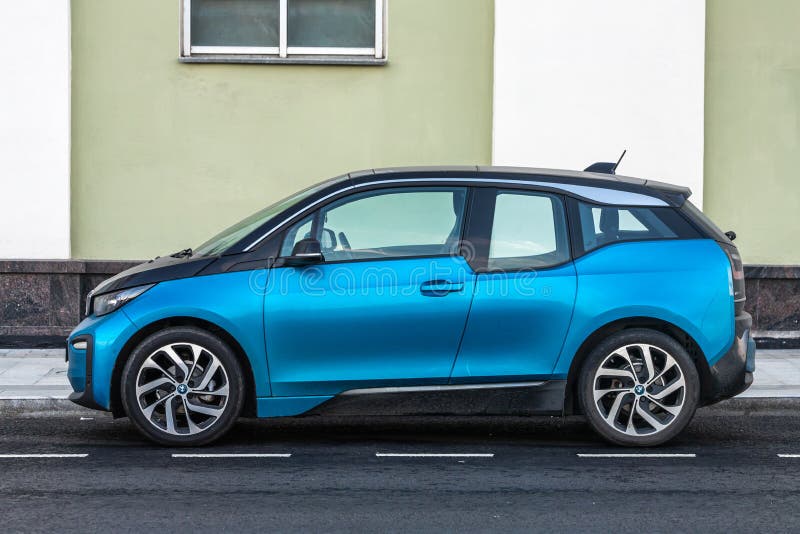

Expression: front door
xmin=451 ymin=189 xmax=577 ymax=382
xmin=264 ymin=186 xmax=475 ymax=397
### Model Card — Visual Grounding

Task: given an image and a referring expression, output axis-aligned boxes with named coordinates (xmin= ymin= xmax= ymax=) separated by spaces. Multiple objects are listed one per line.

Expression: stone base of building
xmin=744 ymin=266 xmax=800 ymax=349
xmin=0 ymin=260 xmax=140 ymax=348
xmin=1 ymin=260 xmax=798 ymax=349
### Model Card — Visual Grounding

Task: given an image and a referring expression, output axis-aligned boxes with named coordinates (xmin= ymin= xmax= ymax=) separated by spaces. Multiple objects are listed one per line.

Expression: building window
xmin=181 ymin=0 xmax=386 ymax=64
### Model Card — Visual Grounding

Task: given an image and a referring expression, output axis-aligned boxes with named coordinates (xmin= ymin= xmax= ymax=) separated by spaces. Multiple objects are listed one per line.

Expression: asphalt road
xmin=1 ymin=399 xmax=799 ymax=533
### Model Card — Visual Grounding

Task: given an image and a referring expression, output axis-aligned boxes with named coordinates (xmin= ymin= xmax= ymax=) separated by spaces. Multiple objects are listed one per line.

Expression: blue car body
xmin=67 ymin=166 xmax=755 ymax=421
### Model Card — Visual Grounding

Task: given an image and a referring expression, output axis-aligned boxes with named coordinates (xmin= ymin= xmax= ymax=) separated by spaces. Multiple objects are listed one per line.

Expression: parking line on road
xmin=577 ymin=453 xmax=696 ymax=458
xmin=171 ymin=453 xmax=292 ymax=458
xmin=376 ymin=453 xmax=495 ymax=458
xmin=777 ymin=454 xmax=800 ymax=458
xmin=0 ymin=454 xmax=88 ymax=458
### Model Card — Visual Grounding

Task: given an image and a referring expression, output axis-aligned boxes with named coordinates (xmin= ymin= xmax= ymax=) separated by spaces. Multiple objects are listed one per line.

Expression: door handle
xmin=420 ymin=280 xmax=464 ymax=297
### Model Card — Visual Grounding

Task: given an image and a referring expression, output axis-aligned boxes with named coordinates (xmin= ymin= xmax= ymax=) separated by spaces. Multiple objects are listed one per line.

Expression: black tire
xmin=578 ymin=328 xmax=700 ymax=447
xmin=121 ymin=327 xmax=244 ymax=446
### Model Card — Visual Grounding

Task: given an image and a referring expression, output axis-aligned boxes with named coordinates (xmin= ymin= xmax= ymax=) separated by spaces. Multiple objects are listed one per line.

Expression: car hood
xmin=91 ymin=255 xmax=216 ymax=296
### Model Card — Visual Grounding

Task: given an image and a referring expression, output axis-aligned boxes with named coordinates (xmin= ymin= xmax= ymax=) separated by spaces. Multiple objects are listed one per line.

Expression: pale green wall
xmin=71 ymin=0 xmax=494 ymax=259
xmin=704 ymin=0 xmax=800 ymax=265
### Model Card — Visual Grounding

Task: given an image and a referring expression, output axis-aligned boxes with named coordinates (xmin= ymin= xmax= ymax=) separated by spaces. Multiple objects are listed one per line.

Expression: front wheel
xmin=121 ymin=327 xmax=244 ymax=446
xmin=578 ymin=329 xmax=700 ymax=447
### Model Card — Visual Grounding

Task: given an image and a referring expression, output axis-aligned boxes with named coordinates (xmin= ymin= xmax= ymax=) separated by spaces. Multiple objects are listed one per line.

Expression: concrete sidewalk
xmin=1 ymin=348 xmax=798 ymax=400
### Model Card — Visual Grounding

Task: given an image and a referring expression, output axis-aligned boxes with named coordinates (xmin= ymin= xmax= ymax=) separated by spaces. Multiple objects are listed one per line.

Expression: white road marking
xmin=777 ymin=454 xmax=800 ymax=458
xmin=171 ymin=453 xmax=291 ymax=458
xmin=0 ymin=454 xmax=88 ymax=458
xmin=80 ymin=417 xmax=94 ymax=421
xmin=376 ymin=453 xmax=494 ymax=458
xmin=577 ymin=453 xmax=696 ymax=458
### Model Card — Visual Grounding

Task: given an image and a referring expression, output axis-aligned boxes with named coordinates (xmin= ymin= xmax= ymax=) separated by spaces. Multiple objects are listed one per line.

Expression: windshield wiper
xmin=170 ymin=248 xmax=193 ymax=258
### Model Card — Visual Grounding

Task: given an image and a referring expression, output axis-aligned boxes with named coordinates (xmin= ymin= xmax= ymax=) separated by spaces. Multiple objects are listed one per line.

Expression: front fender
xmin=120 ymin=270 xmax=271 ymax=396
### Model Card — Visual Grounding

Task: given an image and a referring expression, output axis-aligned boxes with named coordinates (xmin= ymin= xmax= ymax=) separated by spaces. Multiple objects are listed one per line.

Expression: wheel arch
xmin=109 ymin=316 xmax=258 ymax=418
xmin=563 ymin=316 xmax=711 ymax=415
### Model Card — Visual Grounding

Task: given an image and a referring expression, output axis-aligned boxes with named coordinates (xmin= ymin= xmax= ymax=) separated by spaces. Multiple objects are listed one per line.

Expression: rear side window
xmin=488 ymin=191 xmax=570 ymax=270
xmin=577 ymin=202 xmax=700 ymax=253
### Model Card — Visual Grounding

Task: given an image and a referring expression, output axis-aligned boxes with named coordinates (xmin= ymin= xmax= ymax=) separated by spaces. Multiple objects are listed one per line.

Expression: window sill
xmin=179 ymin=54 xmax=387 ymax=66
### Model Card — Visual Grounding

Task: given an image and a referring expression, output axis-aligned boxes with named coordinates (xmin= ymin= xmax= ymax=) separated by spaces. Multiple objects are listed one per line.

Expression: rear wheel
xmin=578 ymin=329 xmax=700 ymax=447
xmin=121 ymin=327 xmax=244 ymax=446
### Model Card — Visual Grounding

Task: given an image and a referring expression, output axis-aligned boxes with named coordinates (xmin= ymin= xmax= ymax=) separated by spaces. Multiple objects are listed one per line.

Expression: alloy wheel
xmin=135 ymin=342 xmax=230 ymax=436
xmin=592 ymin=343 xmax=686 ymax=436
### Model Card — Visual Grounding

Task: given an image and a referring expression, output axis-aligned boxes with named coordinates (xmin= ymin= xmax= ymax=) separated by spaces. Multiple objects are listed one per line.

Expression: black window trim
xmin=210 ymin=177 xmax=691 ymax=274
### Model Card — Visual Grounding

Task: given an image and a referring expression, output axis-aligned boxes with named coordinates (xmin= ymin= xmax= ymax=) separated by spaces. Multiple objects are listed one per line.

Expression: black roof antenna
xmin=584 ymin=149 xmax=627 ymax=175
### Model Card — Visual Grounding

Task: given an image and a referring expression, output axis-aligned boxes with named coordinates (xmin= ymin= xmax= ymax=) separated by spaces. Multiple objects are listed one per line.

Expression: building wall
xmin=70 ymin=0 xmax=494 ymax=260
xmin=0 ymin=2 xmax=71 ymax=259
xmin=492 ymin=0 xmax=706 ymax=207
xmin=704 ymin=0 xmax=800 ymax=265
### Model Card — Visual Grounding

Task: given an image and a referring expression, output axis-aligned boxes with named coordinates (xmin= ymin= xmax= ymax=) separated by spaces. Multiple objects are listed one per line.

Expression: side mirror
xmin=282 ymin=238 xmax=324 ymax=267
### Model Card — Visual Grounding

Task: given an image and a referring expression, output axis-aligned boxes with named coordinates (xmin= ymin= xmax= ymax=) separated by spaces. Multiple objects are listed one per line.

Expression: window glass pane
xmin=288 ymin=0 xmax=375 ymax=48
xmin=319 ymin=188 xmax=466 ymax=261
xmin=488 ymin=192 xmax=569 ymax=270
xmin=191 ymin=0 xmax=279 ymax=47
xmin=618 ymin=210 xmax=649 ymax=231
xmin=577 ymin=202 xmax=695 ymax=253
xmin=280 ymin=215 xmax=314 ymax=256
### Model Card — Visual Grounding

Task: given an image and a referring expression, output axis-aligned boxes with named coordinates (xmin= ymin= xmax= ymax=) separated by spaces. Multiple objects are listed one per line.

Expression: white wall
xmin=493 ymin=0 xmax=706 ymax=207
xmin=0 ymin=2 xmax=71 ymax=258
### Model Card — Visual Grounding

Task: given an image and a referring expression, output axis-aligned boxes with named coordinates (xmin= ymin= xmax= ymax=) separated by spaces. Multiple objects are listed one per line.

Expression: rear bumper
xmin=703 ymin=311 xmax=756 ymax=404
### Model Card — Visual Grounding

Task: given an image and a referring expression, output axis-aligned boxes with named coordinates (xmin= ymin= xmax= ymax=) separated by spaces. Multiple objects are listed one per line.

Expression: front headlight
xmin=91 ymin=284 xmax=155 ymax=317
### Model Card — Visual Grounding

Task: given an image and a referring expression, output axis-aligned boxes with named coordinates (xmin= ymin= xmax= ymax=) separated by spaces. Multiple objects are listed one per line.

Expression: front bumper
xmin=66 ymin=309 xmax=139 ymax=412
xmin=703 ymin=311 xmax=756 ymax=404
xmin=66 ymin=334 xmax=107 ymax=411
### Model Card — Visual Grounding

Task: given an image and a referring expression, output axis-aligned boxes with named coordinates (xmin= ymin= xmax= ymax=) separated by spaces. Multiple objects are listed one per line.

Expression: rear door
xmin=451 ymin=188 xmax=577 ymax=382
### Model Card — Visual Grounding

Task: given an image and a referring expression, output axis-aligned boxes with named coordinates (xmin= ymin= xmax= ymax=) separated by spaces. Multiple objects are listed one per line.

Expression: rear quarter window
xmin=576 ymin=201 xmax=701 ymax=254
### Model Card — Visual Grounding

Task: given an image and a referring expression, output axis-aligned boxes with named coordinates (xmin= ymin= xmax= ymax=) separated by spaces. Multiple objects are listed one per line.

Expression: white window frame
xmin=180 ymin=0 xmax=387 ymax=64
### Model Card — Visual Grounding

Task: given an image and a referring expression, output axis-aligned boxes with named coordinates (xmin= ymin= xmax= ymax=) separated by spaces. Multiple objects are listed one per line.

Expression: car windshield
xmin=194 ymin=177 xmax=345 ymax=256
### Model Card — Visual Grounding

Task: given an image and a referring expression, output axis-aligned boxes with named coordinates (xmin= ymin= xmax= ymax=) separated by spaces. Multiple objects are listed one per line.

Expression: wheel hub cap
xmin=134 ymin=342 xmax=230 ymax=436
xmin=592 ymin=343 xmax=686 ymax=436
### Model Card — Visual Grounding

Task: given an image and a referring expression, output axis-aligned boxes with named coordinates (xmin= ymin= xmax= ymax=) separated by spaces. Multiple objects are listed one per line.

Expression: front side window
xmin=577 ymin=202 xmax=700 ymax=253
xmin=281 ymin=187 xmax=467 ymax=262
xmin=182 ymin=0 xmax=386 ymax=63
xmin=488 ymin=191 xmax=570 ymax=271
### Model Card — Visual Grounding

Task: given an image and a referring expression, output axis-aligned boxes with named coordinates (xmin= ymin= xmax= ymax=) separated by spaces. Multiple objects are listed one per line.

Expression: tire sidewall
xmin=121 ymin=327 xmax=244 ymax=447
xmin=579 ymin=328 xmax=700 ymax=447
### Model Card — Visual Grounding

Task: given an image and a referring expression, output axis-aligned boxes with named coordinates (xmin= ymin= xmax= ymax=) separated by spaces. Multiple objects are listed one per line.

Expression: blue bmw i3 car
xmin=67 ymin=165 xmax=755 ymax=447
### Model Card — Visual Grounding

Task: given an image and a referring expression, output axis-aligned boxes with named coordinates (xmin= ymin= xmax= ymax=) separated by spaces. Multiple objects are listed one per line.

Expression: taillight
xmin=719 ymin=243 xmax=745 ymax=309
